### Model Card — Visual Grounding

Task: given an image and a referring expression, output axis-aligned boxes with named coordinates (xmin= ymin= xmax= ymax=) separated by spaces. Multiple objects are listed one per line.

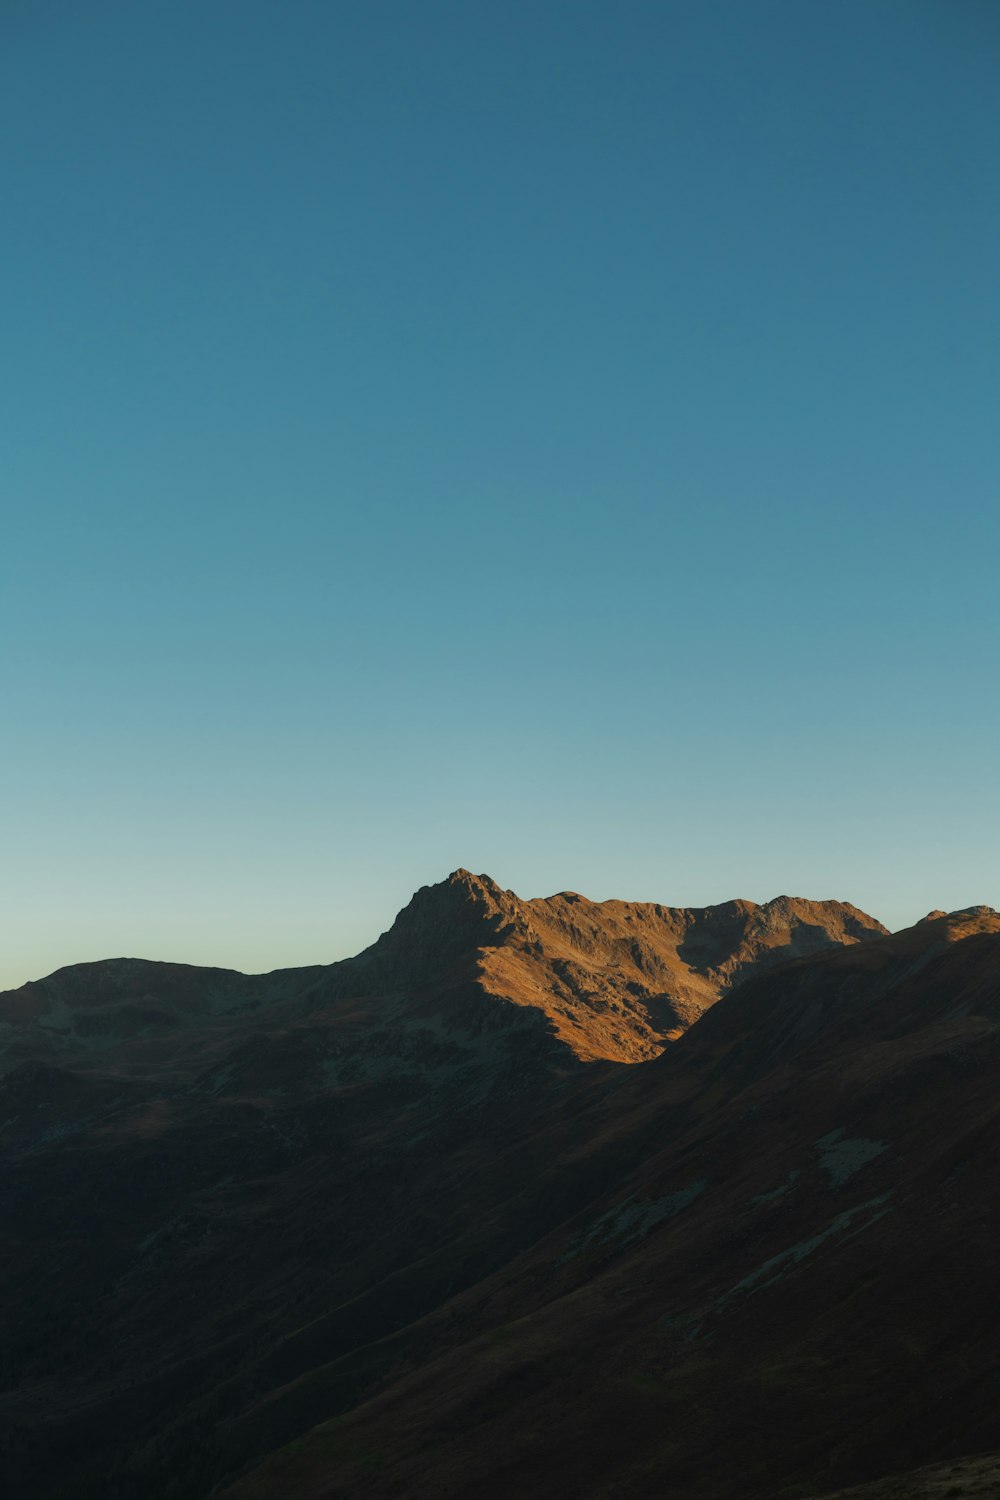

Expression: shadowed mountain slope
xmin=805 ymin=1450 xmax=1000 ymax=1499
xmin=4 ymin=881 xmax=998 ymax=1500
xmin=215 ymin=908 xmax=1000 ymax=1500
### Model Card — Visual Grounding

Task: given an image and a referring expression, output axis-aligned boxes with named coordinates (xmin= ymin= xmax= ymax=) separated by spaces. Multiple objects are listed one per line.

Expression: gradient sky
xmin=3 ymin=0 xmax=998 ymax=987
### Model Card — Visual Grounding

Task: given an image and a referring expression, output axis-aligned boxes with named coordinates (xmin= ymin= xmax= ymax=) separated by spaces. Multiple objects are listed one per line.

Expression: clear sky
xmin=3 ymin=0 xmax=998 ymax=987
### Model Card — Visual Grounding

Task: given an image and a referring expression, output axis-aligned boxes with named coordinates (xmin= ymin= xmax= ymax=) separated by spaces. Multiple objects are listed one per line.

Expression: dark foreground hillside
xmin=1 ymin=876 xmax=998 ymax=1499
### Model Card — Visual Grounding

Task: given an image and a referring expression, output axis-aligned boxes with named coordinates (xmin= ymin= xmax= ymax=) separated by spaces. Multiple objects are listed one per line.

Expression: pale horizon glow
xmin=3 ymin=1 xmax=998 ymax=989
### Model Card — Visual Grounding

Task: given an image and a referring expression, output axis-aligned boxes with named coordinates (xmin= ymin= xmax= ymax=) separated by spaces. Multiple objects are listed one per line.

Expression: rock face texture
xmin=460 ymin=874 xmax=887 ymax=1060
xmin=2 ymin=879 xmax=998 ymax=1500
xmin=302 ymin=867 xmax=887 ymax=1061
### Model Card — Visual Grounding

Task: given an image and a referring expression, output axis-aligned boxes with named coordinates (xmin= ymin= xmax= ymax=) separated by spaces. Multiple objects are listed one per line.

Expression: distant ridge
xmin=0 ymin=869 xmax=889 ymax=1071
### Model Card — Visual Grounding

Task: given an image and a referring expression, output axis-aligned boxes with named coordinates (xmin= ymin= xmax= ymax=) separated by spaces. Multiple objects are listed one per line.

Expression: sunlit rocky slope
xmin=2 ymin=876 xmax=998 ymax=1500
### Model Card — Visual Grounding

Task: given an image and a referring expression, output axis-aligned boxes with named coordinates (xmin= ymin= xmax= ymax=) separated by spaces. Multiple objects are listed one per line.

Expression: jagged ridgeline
xmin=0 ymin=869 xmax=887 ymax=1080
xmin=2 ymin=877 xmax=999 ymax=1500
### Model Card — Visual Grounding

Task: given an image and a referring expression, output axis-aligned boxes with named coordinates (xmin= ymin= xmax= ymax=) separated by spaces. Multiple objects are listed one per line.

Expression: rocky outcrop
xmin=339 ymin=871 xmax=889 ymax=1063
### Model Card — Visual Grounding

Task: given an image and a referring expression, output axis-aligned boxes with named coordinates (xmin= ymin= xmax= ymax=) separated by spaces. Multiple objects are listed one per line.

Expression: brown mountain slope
xmin=308 ymin=867 xmax=888 ymax=1061
xmin=215 ymin=908 xmax=1000 ymax=1500
xmin=468 ymin=874 xmax=887 ymax=1059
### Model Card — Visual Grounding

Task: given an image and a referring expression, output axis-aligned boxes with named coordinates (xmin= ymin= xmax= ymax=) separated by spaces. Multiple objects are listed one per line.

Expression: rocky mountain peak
xmin=323 ymin=869 xmax=524 ymax=996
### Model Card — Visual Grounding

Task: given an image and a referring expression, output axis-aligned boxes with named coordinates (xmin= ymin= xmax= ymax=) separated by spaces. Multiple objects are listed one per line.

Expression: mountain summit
xmin=319 ymin=870 xmax=888 ymax=1062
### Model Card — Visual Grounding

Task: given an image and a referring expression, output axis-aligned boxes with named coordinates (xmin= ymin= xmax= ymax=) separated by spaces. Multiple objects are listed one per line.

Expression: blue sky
xmin=2 ymin=0 xmax=998 ymax=985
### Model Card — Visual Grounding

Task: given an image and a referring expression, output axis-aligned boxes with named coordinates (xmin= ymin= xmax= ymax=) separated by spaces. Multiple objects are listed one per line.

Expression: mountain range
xmin=2 ymin=872 xmax=999 ymax=1498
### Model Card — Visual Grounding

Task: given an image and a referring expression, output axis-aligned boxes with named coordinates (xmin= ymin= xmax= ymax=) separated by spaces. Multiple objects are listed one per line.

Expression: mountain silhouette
xmin=1 ymin=877 xmax=997 ymax=1500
